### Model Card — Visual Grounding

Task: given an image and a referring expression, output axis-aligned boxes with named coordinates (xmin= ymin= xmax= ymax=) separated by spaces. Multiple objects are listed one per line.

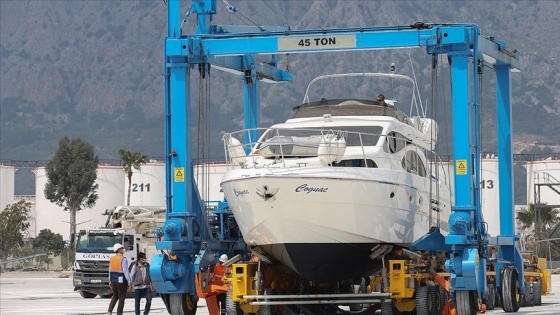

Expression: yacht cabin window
xmin=401 ymin=150 xmax=427 ymax=177
xmin=383 ymin=132 xmax=409 ymax=154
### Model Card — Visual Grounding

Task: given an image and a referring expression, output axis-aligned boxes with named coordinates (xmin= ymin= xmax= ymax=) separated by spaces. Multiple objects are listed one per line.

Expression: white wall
xmin=34 ymin=165 xmax=125 ymax=240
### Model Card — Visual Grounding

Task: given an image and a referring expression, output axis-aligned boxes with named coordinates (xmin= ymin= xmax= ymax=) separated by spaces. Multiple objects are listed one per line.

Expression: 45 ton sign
xmin=278 ymin=35 xmax=356 ymax=51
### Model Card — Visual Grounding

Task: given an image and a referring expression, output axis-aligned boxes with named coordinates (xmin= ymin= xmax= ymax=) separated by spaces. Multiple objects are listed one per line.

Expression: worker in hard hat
xmin=107 ymin=243 xmax=132 ymax=315
xmin=214 ymin=254 xmax=230 ymax=315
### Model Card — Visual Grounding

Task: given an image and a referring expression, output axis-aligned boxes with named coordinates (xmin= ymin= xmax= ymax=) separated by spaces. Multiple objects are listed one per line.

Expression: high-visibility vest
xmin=109 ymin=255 xmax=125 ymax=283
xmin=213 ymin=263 xmax=228 ymax=286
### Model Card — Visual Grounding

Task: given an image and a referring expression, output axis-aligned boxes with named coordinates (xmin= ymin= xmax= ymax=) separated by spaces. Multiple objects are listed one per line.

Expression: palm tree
xmin=118 ymin=149 xmax=149 ymax=206
xmin=517 ymin=202 xmax=560 ymax=254
xmin=517 ymin=203 xmax=560 ymax=234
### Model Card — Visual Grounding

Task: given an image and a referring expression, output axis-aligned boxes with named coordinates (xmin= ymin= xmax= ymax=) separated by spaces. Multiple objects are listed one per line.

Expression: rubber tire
xmin=79 ymin=291 xmax=97 ymax=298
xmin=486 ymin=284 xmax=495 ymax=310
xmin=415 ymin=286 xmax=432 ymax=315
xmin=226 ymin=287 xmax=243 ymax=315
xmin=524 ymin=282 xmax=534 ymax=307
xmin=455 ymin=290 xmax=477 ymax=315
xmin=428 ymin=286 xmax=438 ymax=315
xmin=349 ymin=281 xmax=366 ymax=311
xmin=381 ymin=301 xmax=398 ymax=315
xmin=100 ymin=294 xmax=113 ymax=298
xmin=257 ymin=288 xmax=273 ymax=315
xmin=533 ymin=280 xmax=542 ymax=306
xmin=170 ymin=293 xmax=197 ymax=315
xmin=501 ymin=267 xmax=520 ymax=312
xmin=436 ymin=286 xmax=448 ymax=315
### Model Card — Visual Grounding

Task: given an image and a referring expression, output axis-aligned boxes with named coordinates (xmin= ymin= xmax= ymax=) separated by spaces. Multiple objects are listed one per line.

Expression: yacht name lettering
xmin=295 ymin=184 xmax=328 ymax=194
xmin=234 ymin=188 xmax=249 ymax=197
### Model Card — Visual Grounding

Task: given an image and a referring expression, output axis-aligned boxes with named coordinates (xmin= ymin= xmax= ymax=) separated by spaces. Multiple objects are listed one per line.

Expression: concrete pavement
xmin=1 ymin=271 xmax=559 ymax=314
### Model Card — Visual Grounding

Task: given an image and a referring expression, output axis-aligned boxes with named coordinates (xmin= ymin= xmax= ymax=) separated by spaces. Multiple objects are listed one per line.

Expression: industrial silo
xmin=433 ymin=157 xmax=503 ymax=236
xmin=480 ymin=158 xmax=501 ymax=236
xmin=526 ymin=158 xmax=560 ymax=208
xmin=126 ymin=162 xmax=165 ymax=207
xmin=195 ymin=162 xmax=229 ymax=202
xmin=0 ymin=163 xmax=16 ymax=211
xmin=34 ymin=165 xmax=125 ymax=241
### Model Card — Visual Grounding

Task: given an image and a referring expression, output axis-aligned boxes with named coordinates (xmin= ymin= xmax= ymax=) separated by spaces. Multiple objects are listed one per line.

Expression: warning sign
xmin=456 ymin=160 xmax=467 ymax=175
xmin=174 ymin=167 xmax=184 ymax=182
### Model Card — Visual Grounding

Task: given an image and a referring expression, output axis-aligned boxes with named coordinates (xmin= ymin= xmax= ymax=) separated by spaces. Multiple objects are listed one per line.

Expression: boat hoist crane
xmin=151 ymin=1 xmax=524 ymax=314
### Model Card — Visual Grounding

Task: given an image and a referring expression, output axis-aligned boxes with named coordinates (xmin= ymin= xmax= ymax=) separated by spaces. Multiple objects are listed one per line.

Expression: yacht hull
xmin=221 ymin=167 xmax=450 ymax=282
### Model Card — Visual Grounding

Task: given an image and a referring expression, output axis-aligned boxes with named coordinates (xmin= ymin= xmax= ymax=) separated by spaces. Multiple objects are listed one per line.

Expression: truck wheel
xmin=524 ymin=282 xmax=534 ymax=306
xmin=455 ymin=290 xmax=477 ymax=315
xmin=170 ymin=293 xmax=197 ymax=315
xmin=349 ymin=280 xmax=366 ymax=311
xmin=486 ymin=284 xmax=495 ymax=310
xmin=380 ymin=301 xmax=398 ymax=315
xmin=501 ymin=267 xmax=520 ymax=312
xmin=79 ymin=291 xmax=97 ymax=298
xmin=533 ymin=280 xmax=542 ymax=306
xmin=226 ymin=287 xmax=243 ymax=315
xmin=415 ymin=286 xmax=433 ymax=315
xmin=257 ymin=288 xmax=272 ymax=315
xmin=436 ymin=286 xmax=449 ymax=314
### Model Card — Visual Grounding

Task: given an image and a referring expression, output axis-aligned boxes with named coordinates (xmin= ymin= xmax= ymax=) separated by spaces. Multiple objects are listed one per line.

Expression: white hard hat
xmin=219 ymin=254 xmax=228 ymax=263
xmin=113 ymin=243 xmax=124 ymax=252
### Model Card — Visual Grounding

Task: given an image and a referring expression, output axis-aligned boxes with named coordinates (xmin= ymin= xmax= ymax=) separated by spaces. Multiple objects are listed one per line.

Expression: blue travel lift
xmin=150 ymin=1 xmax=524 ymax=314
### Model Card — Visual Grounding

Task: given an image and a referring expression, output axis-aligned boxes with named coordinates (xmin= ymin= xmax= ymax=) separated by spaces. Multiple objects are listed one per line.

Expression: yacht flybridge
xmin=220 ymin=73 xmax=452 ymax=282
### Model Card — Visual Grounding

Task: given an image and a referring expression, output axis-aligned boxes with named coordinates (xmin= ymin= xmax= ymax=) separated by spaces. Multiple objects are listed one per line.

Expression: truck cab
xmin=73 ymin=228 xmax=137 ymax=298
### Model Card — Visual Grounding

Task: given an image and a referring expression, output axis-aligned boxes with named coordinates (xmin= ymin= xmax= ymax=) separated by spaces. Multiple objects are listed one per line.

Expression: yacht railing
xmin=222 ymin=127 xmax=448 ymax=184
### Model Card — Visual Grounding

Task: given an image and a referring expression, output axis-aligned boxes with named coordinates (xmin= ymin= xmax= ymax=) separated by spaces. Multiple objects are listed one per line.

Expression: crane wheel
xmin=533 ymin=280 xmax=542 ymax=306
xmin=170 ymin=293 xmax=198 ymax=315
xmin=455 ymin=290 xmax=477 ymax=315
xmin=485 ymin=284 xmax=495 ymax=310
xmin=501 ymin=267 xmax=520 ymax=312
xmin=415 ymin=286 xmax=433 ymax=315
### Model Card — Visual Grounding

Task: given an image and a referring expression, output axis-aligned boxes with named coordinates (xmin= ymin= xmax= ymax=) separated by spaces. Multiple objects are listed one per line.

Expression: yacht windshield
xmin=259 ymin=126 xmax=383 ymax=147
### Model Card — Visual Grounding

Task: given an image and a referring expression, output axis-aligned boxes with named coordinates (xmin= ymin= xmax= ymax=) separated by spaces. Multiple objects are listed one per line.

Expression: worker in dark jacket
xmin=107 ymin=243 xmax=131 ymax=315
xmin=130 ymin=252 xmax=154 ymax=315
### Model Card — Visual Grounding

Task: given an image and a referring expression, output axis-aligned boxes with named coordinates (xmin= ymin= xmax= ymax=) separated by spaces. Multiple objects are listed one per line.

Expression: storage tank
xmin=433 ymin=158 xmax=503 ymax=235
xmin=34 ymin=165 xmax=125 ymax=241
xmin=480 ymin=158 xmax=501 ymax=236
xmin=195 ymin=163 xmax=228 ymax=202
xmin=126 ymin=162 xmax=166 ymax=207
xmin=526 ymin=158 xmax=560 ymax=208
xmin=0 ymin=164 xmax=16 ymax=211
xmin=12 ymin=196 xmax=37 ymax=240
xmin=122 ymin=162 xmax=227 ymax=207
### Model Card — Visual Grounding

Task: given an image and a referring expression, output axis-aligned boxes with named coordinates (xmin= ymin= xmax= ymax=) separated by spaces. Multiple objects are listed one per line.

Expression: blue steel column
xmin=243 ymin=60 xmax=260 ymax=147
xmin=445 ymin=51 xmax=481 ymax=295
xmin=151 ymin=0 xmax=195 ymax=295
xmin=495 ymin=63 xmax=524 ymax=290
xmin=496 ymin=65 xmax=514 ymax=237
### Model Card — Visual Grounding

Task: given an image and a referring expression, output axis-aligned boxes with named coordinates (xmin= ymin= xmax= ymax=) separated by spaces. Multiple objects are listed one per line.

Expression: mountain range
xmin=1 ymin=0 xmax=559 ymax=195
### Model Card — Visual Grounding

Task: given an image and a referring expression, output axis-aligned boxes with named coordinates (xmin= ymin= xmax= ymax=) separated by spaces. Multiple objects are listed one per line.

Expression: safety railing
xmin=222 ymin=127 xmax=450 ymax=185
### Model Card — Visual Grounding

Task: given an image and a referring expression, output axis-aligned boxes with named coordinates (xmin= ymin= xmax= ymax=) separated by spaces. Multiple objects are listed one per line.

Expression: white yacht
xmin=220 ymin=73 xmax=452 ymax=282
